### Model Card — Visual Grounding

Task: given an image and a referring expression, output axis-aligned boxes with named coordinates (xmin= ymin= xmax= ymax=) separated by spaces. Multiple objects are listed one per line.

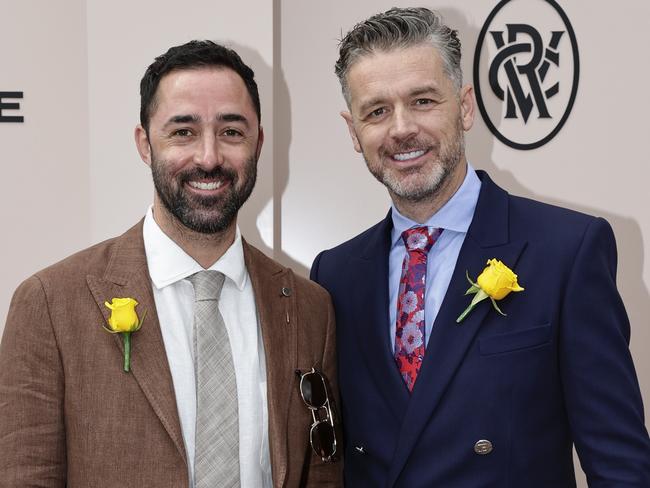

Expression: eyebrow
xmin=217 ymin=112 xmax=249 ymax=126
xmin=358 ymin=97 xmax=386 ymax=116
xmin=164 ymin=114 xmax=199 ymax=127
xmin=162 ymin=112 xmax=250 ymax=129
xmin=409 ymin=85 xmax=444 ymax=98
xmin=357 ymin=85 xmax=444 ymax=115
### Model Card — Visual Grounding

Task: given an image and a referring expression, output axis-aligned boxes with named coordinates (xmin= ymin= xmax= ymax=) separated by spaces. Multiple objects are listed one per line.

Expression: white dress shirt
xmin=388 ymin=163 xmax=481 ymax=349
xmin=142 ymin=207 xmax=272 ymax=488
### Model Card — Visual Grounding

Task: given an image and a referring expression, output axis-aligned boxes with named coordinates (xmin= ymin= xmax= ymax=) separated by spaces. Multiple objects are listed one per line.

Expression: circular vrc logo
xmin=473 ymin=0 xmax=579 ymax=150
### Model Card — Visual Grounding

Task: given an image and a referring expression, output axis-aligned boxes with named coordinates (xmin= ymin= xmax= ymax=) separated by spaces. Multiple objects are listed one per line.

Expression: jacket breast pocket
xmin=479 ymin=324 xmax=551 ymax=356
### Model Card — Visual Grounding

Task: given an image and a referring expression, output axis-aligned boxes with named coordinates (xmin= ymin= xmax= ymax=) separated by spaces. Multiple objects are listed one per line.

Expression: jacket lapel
xmin=86 ymin=222 xmax=186 ymax=464
xmin=243 ymin=241 xmax=295 ymax=488
xmin=351 ymin=213 xmax=410 ymax=421
xmin=387 ymin=171 xmax=527 ymax=485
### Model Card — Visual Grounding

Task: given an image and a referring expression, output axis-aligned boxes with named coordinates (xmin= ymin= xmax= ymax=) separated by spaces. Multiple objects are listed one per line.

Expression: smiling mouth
xmin=187 ymin=180 xmax=224 ymax=190
xmin=392 ymin=149 xmax=428 ymax=161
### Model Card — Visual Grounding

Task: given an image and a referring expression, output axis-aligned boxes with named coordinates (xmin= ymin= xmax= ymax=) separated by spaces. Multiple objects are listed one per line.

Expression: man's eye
xmin=223 ymin=128 xmax=243 ymax=137
xmin=369 ymin=107 xmax=386 ymax=118
xmin=415 ymin=98 xmax=433 ymax=106
xmin=172 ymin=129 xmax=192 ymax=137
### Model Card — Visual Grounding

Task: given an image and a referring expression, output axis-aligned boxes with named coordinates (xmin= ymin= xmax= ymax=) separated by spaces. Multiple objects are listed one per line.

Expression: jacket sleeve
xmin=560 ymin=218 xmax=650 ymax=486
xmin=0 ymin=275 xmax=67 ymax=487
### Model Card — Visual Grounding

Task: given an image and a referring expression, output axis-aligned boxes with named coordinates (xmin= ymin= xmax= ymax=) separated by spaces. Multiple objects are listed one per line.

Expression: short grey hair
xmin=335 ymin=7 xmax=462 ymax=105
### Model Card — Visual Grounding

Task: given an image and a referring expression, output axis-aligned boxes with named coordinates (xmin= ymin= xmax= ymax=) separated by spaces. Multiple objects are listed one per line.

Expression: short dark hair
xmin=139 ymin=40 xmax=261 ymax=133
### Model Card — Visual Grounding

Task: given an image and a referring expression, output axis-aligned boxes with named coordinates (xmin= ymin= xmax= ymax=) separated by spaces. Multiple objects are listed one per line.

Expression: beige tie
xmin=189 ymin=270 xmax=240 ymax=487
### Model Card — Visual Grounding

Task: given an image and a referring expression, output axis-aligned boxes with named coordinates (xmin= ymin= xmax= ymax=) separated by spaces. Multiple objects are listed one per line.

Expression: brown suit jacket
xmin=0 ymin=222 xmax=342 ymax=487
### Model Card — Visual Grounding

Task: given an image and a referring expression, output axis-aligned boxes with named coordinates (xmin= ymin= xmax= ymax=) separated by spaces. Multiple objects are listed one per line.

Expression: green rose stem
xmin=457 ymin=289 xmax=489 ymax=323
xmin=122 ymin=332 xmax=132 ymax=372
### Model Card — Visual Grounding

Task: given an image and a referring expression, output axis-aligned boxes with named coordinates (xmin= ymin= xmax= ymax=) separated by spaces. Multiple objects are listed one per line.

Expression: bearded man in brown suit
xmin=0 ymin=40 xmax=341 ymax=488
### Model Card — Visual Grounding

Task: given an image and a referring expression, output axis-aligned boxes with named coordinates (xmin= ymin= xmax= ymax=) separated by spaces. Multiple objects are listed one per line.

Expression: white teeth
xmin=393 ymin=150 xmax=425 ymax=161
xmin=189 ymin=180 xmax=223 ymax=190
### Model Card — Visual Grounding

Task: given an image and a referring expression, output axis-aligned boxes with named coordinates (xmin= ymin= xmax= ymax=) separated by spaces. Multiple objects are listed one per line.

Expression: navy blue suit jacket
xmin=311 ymin=171 xmax=650 ymax=487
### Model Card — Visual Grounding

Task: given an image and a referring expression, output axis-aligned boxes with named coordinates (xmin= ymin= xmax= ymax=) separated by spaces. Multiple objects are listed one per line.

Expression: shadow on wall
xmin=229 ymin=36 xmax=309 ymax=278
xmin=443 ymin=4 xmax=650 ymax=432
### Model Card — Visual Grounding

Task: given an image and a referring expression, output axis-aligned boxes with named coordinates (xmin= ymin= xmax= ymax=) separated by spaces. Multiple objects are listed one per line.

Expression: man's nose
xmin=388 ymin=107 xmax=418 ymax=141
xmin=194 ymin=133 xmax=223 ymax=169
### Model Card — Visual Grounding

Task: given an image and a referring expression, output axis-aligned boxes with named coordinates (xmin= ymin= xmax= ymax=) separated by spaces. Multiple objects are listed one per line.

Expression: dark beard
xmin=151 ymin=155 xmax=257 ymax=234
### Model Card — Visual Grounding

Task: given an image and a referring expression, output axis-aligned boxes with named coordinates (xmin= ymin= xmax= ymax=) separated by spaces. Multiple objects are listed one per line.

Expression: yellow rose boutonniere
xmin=456 ymin=259 xmax=524 ymax=323
xmin=103 ymin=298 xmax=146 ymax=372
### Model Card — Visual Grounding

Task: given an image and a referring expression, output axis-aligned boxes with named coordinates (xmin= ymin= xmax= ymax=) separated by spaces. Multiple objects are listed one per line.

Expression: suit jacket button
xmin=281 ymin=287 xmax=292 ymax=297
xmin=474 ymin=439 xmax=493 ymax=455
xmin=354 ymin=446 xmax=365 ymax=455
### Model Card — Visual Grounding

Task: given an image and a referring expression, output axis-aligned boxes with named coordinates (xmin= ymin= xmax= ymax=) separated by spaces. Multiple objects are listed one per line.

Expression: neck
xmin=391 ymin=161 xmax=468 ymax=224
xmin=152 ymin=201 xmax=236 ymax=269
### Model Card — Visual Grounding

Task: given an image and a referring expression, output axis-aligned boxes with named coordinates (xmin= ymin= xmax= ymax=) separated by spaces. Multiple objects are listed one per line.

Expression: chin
xmin=390 ymin=167 xmax=447 ymax=197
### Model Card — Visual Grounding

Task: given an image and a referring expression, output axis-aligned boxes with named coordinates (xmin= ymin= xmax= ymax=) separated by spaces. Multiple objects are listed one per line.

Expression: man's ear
xmin=341 ymin=111 xmax=362 ymax=153
xmin=459 ymin=84 xmax=476 ymax=132
xmin=134 ymin=125 xmax=152 ymax=166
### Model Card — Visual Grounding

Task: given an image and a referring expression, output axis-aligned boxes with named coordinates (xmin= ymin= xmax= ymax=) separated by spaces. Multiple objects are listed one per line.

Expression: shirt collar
xmin=390 ymin=162 xmax=481 ymax=247
xmin=143 ymin=206 xmax=248 ymax=291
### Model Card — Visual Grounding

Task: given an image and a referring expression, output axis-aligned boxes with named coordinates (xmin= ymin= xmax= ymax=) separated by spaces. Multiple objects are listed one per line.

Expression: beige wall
xmin=1 ymin=0 xmax=90 ymax=321
xmin=2 ymin=2 xmax=648 ymax=485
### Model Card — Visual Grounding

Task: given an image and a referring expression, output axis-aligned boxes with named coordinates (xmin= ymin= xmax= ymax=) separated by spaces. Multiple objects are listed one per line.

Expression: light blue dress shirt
xmin=389 ymin=164 xmax=481 ymax=350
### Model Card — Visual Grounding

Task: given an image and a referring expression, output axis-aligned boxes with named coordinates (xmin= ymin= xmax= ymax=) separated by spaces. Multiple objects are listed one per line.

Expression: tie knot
xmin=401 ymin=226 xmax=442 ymax=253
xmin=188 ymin=270 xmax=225 ymax=302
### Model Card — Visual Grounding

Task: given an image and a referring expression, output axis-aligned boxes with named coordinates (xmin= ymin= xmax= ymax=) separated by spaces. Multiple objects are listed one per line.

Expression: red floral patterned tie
xmin=395 ymin=226 xmax=442 ymax=392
